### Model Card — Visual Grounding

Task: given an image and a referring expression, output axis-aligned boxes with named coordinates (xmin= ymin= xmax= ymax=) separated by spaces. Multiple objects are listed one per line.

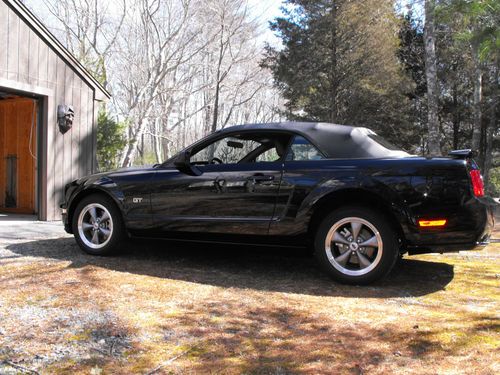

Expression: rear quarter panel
xmin=271 ymin=157 xmax=481 ymax=247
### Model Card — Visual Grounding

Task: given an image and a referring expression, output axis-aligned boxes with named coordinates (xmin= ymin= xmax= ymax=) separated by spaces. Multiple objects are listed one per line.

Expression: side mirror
xmin=174 ymin=150 xmax=202 ymax=176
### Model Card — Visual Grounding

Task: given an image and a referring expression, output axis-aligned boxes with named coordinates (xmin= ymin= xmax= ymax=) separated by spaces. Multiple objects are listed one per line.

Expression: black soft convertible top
xmin=218 ymin=122 xmax=409 ymax=159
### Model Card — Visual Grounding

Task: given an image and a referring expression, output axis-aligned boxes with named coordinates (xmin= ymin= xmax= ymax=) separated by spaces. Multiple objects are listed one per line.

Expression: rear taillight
xmin=469 ymin=169 xmax=484 ymax=197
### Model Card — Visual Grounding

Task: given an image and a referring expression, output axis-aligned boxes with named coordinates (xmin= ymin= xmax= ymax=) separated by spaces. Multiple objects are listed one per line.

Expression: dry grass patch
xmin=0 ymin=233 xmax=499 ymax=374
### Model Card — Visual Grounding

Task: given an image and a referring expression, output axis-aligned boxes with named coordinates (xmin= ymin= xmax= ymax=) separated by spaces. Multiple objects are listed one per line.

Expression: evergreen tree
xmin=96 ymin=111 xmax=127 ymax=171
xmin=398 ymin=12 xmax=428 ymax=152
xmin=436 ymin=0 xmax=499 ymax=191
xmin=424 ymin=0 xmax=442 ymax=155
xmin=263 ymin=0 xmax=413 ymax=146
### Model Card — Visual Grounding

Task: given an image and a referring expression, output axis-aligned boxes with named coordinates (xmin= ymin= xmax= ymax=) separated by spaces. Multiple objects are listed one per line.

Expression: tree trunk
xmin=452 ymin=83 xmax=460 ymax=150
xmin=203 ymin=90 xmax=212 ymax=137
xmin=424 ymin=0 xmax=441 ymax=156
xmin=329 ymin=4 xmax=338 ymax=123
xmin=153 ymin=118 xmax=162 ymax=164
xmin=483 ymin=63 xmax=498 ymax=191
xmin=161 ymin=119 xmax=170 ymax=161
xmin=121 ymin=116 xmax=147 ymax=167
xmin=211 ymin=24 xmax=225 ymax=134
xmin=211 ymin=80 xmax=221 ymax=133
xmin=471 ymin=44 xmax=483 ymax=154
xmin=140 ymin=133 xmax=145 ymax=163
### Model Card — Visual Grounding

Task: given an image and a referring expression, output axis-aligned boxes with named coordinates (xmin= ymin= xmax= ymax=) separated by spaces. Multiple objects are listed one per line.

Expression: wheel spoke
xmin=89 ymin=207 xmax=98 ymax=222
xmin=100 ymin=211 xmax=110 ymax=222
xmin=357 ymin=252 xmax=372 ymax=268
xmin=359 ymin=235 xmax=378 ymax=248
xmin=82 ymin=222 xmax=93 ymax=231
xmin=91 ymin=230 xmax=99 ymax=244
xmin=335 ymin=250 xmax=352 ymax=266
xmin=333 ymin=232 xmax=350 ymax=245
xmin=100 ymin=228 xmax=111 ymax=238
xmin=351 ymin=222 xmax=362 ymax=241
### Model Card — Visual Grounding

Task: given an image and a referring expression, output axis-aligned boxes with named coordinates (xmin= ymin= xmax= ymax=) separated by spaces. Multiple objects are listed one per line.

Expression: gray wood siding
xmin=0 ymin=5 xmax=7 ymax=75
xmin=0 ymin=0 xmax=100 ymax=220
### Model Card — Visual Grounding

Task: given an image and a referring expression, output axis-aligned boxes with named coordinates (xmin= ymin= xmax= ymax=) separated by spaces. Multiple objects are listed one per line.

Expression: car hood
xmin=72 ymin=165 xmax=158 ymax=186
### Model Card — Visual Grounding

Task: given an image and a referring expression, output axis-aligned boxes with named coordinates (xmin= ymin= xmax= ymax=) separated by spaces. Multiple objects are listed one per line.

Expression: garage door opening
xmin=0 ymin=92 xmax=39 ymax=215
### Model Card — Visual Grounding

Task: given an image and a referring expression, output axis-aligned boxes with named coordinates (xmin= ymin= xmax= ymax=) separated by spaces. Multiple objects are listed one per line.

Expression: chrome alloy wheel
xmin=324 ymin=217 xmax=383 ymax=276
xmin=77 ymin=203 xmax=113 ymax=249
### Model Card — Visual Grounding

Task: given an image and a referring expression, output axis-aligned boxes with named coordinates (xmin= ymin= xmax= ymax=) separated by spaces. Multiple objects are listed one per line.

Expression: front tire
xmin=72 ymin=194 xmax=124 ymax=255
xmin=314 ymin=206 xmax=399 ymax=285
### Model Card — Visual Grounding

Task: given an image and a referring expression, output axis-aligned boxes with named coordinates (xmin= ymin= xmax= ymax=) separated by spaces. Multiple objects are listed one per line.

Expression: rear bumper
xmin=407 ymin=235 xmax=491 ymax=255
xmin=405 ymin=197 xmax=496 ymax=255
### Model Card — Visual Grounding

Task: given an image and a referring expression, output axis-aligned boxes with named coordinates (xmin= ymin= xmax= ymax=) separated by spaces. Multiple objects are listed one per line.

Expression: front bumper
xmin=60 ymin=203 xmax=72 ymax=234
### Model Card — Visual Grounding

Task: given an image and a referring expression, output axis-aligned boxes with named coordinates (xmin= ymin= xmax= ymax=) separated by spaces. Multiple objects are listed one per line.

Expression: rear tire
xmin=71 ymin=194 xmax=124 ymax=255
xmin=314 ymin=206 xmax=399 ymax=284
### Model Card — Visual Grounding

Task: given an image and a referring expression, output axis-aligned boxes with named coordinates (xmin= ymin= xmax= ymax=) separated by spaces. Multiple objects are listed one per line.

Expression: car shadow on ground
xmin=6 ymin=237 xmax=454 ymax=298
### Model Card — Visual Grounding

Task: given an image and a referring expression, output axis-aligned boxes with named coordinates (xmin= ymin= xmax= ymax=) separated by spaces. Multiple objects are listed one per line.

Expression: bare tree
xmin=470 ymin=41 xmax=484 ymax=152
xmin=202 ymin=0 xmax=260 ymax=132
xmin=28 ymin=0 xmax=284 ymax=165
xmin=40 ymin=0 xmax=126 ymax=83
xmin=115 ymin=0 xmax=210 ymax=166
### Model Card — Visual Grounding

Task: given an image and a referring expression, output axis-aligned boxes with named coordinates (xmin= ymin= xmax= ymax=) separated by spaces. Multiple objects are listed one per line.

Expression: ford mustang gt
xmin=62 ymin=122 xmax=496 ymax=284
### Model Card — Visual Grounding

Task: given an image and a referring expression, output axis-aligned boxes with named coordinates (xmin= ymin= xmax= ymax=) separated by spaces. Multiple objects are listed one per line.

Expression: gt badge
xmin=132 ymin=197 xmax=143 ymax=203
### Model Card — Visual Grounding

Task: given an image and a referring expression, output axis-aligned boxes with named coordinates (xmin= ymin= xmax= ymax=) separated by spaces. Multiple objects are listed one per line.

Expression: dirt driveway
xmin=0 ymin=214 xmax=499 ymax=374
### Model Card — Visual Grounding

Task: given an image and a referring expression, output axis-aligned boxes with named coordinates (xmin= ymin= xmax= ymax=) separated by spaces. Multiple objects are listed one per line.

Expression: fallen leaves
xmin=0 ymin=235 xmax=498 ymax=374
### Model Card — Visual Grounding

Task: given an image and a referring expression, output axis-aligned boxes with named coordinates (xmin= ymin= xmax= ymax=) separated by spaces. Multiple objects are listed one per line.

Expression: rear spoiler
xmin=448 ymin=149 xmax=475 ymax=159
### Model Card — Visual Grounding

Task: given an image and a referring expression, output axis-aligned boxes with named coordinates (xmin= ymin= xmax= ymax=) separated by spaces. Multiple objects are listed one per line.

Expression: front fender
xmin=62 ymin=175 xmax=125 ymax=233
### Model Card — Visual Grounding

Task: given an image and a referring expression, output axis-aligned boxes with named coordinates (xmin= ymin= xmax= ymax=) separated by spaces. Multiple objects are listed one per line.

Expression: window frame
xmin=161 ymin=128 xmax=329 ymax=169
xmin=189 ymin=135 xmax=263 ymax=165
xmin=187 ymin=130 xmax=296 ymax=166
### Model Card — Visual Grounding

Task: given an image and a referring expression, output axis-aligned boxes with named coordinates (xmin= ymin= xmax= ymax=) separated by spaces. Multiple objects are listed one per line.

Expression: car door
xmin=269 ymin=135 xmax=328 ymax=236
xmin=149 ymin=131 xmax=290 ymax=236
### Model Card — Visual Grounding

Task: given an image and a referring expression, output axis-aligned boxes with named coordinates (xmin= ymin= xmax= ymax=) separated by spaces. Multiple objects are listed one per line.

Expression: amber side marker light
xmin=418 ymin=219 xmax=447 ymax=227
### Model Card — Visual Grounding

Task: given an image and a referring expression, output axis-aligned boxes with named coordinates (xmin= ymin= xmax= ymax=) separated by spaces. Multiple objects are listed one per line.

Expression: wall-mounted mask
xmin=57 ymin=105 xmax=75 ymax=134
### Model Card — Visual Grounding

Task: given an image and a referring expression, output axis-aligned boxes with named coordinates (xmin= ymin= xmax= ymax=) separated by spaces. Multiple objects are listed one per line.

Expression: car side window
xmin=285 ymin=136 xmax=325 ymax=161
xmin=255 ymin=147 xmax=280 ymax=163
xmin=190 ymin=136 xmax=260 ymax=165
xmin=190 ymin=132 xmax=293 ymax=165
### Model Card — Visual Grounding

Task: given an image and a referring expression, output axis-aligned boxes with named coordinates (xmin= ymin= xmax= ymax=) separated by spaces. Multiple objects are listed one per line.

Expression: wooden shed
xmin=0 ymin=0 xmax=110 ymax=220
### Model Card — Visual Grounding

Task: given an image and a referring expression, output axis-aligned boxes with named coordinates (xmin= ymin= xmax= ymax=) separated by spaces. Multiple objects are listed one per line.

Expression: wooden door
xmin=0 ymin=98 xmax=37 ymax=214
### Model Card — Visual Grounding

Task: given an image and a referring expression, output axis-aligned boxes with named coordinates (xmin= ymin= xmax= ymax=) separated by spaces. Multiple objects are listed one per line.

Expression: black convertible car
xmin=62 ymin=122 xmax=495 ymax=284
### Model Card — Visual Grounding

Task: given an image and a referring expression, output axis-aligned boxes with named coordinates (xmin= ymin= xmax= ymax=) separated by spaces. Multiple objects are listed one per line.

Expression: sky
xmin=25 ymin=0 xmax=424 ymax=50
xmin=246 ymin=0 xmax=424 ymax=47
xmin=248 ymin=0 xmax=284 ymax=21
xmin=247 ymin=0 xmax=285 ymax=46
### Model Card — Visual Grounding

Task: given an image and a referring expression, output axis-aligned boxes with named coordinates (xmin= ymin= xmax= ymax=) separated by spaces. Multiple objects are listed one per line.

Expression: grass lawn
xmin=0 ymin=228 xmax=498 ymax=374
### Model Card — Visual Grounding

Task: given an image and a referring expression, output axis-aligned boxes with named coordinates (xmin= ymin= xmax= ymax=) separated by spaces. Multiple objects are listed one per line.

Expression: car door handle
xmin=248 ymin=174 xmax=275 ymax=183
xmin=215 ymin=179 xmax=225 ymax=186
xmin=214 ymin=178 xmax=226 ymax=192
